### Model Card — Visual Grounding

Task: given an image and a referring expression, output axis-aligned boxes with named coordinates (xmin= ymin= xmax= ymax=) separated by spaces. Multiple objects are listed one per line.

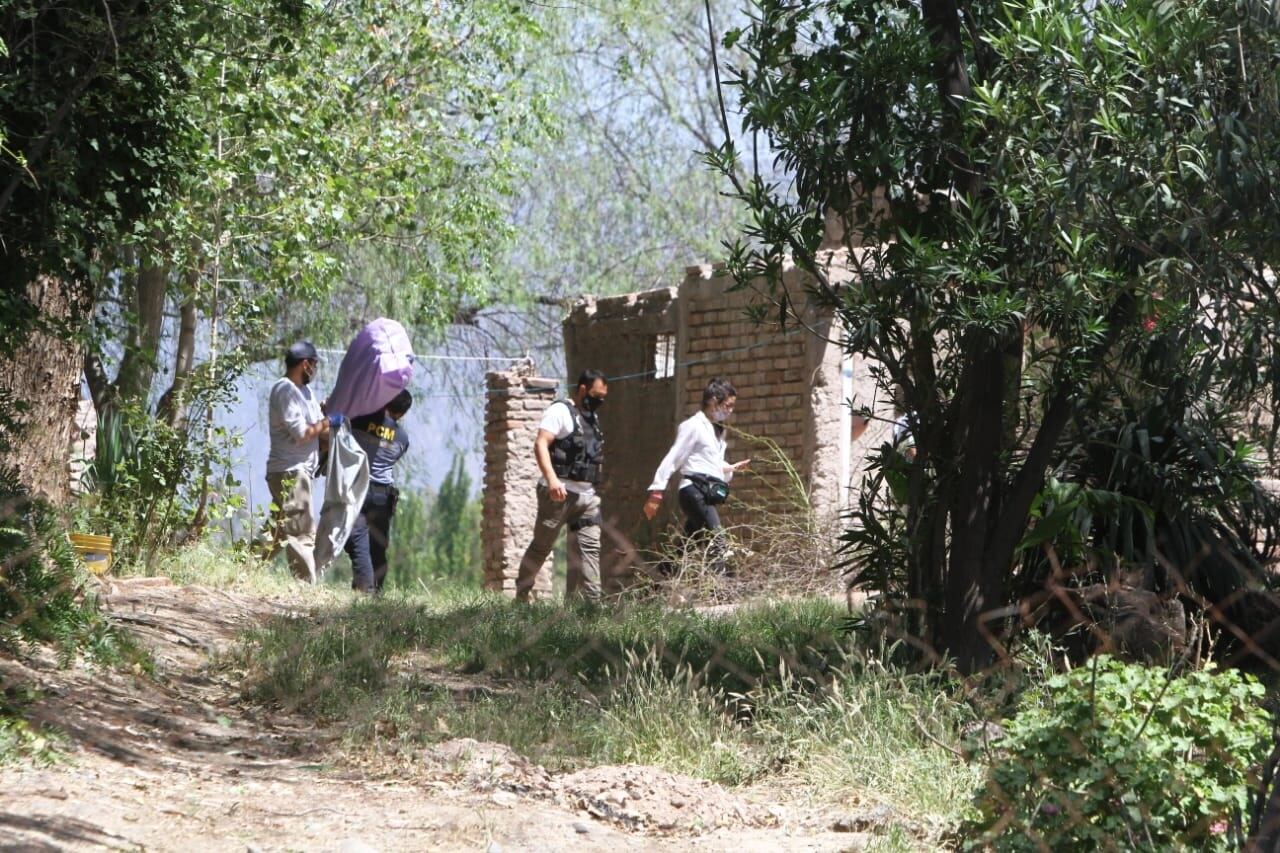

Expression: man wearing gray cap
xmin=265 ymin=340 xmax=343 ymax=581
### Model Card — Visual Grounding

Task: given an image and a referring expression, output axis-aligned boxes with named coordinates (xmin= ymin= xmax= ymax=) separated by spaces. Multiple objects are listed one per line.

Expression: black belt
xmin=368 ymin=482 xmax=397 ymax=494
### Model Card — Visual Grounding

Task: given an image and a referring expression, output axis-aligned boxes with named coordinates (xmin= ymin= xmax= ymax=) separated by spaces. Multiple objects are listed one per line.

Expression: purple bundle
xmin=324 ymin=318 xmax=416 ymax=419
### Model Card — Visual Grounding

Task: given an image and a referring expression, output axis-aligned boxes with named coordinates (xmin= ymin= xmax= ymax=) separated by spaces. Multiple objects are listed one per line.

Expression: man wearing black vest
xmin=514 ymin=369 xmax=607 ymax=604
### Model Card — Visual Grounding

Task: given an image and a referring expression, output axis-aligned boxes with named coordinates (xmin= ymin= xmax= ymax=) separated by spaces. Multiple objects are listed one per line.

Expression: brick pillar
xmin=481 ymin=369 xmax=559 ymax=597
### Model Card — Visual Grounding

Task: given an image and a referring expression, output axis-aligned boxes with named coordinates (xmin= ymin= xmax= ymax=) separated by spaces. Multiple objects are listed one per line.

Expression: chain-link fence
xmin=6 ymin=463 xmax=1280 ymax=850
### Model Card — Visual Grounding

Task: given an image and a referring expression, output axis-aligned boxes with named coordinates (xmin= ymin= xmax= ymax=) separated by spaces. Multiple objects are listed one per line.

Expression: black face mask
xmin=582 ymin=394 xmax=604 ymax=413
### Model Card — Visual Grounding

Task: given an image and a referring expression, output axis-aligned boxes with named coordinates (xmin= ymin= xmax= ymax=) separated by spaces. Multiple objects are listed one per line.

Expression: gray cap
xmin=286 ymin=340 xmax=319 ymax=363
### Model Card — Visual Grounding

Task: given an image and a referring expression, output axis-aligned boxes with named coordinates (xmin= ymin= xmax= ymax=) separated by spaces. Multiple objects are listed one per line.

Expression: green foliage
xmin=0 ymin=706 xmax=61 ymax=766
xmin=0 ymin=469 xmax=135 ymax=663
xmin=1021 ymin=401 xmax=1280 ymax=602
xmin=503 ymin=1 xmax=747 ymax=312
xmin=70 ymin=1 xmax=557 ymax=516
xmin=387 ymin=454 xmax=480 ymax=589
xmin=149 ymin=0 xmax=553 ymax=345
xmin=721 ymin=0 xmax=1280 ymax=665
xmin=1 ymin=476 xmax=91 ymax=651
xmin=967 ymin=657 xmax=1270 ymax=850
xmin=82 ymin=407 xmax=139 ymax=499
xmin=79 ymin=401 xmax=245 ymax=565
xmin=0 ymin=683 xmax=62 ymax=766
xmin=0 ymin=0 xmax=210 ymax=312
xmin=427 ymin=456 xmax=478 ymax=579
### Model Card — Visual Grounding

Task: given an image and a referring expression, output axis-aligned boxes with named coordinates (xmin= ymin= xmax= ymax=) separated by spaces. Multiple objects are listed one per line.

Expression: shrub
xmin=0 ymin=686 xmax=62 ymax=766
xmin=967 ymin=656 xmax=1270 ymax=851
xmin=0 ymin=468 xmax=138 ymax=664
xmin=1 ymin=474 xmax=94 ymax=652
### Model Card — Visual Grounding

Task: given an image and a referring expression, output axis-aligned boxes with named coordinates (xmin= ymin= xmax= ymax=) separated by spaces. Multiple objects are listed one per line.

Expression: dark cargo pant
xmin=678 ymin=483 xmax=728 ymax=574
xmin=515 ymin=484 xmax=602 ymax=603
xmin=344 ymin=484 xmax=395 ymax=593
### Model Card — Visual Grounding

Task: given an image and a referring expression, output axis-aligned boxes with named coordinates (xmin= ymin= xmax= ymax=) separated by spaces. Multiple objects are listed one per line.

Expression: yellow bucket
xmin=69 ymin=533 xmax=113 ymax=576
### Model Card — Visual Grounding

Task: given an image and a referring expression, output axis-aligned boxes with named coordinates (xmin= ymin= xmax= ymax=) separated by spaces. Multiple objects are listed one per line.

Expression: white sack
xmin=314 ymin=422 xmax=369 ymax=573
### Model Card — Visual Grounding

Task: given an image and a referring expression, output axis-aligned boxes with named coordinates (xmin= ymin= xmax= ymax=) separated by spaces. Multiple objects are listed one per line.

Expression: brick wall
xmin=481 ymin=369 xmax=558 ymax=597
xmin=481 ymin=251 xmax=886 ymax=592
xmin=557 ymin=258 xmax=866 ymax=569
xmin=677 ymin=267 xmax=815 ymax=519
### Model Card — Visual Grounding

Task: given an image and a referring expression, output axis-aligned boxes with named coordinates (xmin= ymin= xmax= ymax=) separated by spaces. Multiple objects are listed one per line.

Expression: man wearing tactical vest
xmin=514 ymin=369 xmax=608 ymax=604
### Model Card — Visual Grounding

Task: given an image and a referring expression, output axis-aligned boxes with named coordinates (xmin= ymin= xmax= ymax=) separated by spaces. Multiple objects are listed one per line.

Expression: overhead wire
xmin=330 ymin=328 xmax=814 ymax=402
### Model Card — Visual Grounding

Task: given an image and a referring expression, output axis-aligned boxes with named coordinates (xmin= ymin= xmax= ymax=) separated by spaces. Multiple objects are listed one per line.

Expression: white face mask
xmin=711 ymin=407 xmax=729 ymax=423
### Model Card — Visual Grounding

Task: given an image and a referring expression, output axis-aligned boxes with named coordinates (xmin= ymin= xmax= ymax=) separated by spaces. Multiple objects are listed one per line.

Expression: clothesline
xmin=314 ymin=349 xmax=530 ymax=364
xmin=297 ymin=337 xmax=899 ymax=427
xmin=375 ymin=330 xmax=834 ymax=405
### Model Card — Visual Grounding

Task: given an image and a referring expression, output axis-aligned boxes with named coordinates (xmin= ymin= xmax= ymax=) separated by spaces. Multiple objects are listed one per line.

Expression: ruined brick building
xmin=481 ymin=250 xmax=892 ymax=595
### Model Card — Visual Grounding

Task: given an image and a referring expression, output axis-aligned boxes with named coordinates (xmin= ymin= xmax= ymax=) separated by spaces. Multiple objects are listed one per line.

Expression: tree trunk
xmin=83 ymin=349 xmax=113 ymax=415
xmin=0 ymin=276 xmax=90 ymax=504
xmin=916 ymin=0 xmax=1004 ymax=674
xmin=157 ymin=292 xmax=197 ymax=429
xmin=115 ymin=252 xmax=169 ymax=408
xmin=941 ymin=340 xmax=1008 ymax=672
xmin=1248 ymin=739 xmax=1280 ymax=852
xmin=920 ymin=0 xmax=980 ymax=198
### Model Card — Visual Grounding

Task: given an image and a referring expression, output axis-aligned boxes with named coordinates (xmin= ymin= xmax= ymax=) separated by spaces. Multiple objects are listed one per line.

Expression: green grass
xmin=751 ymin=664 xmax=979 ymax=819
xmin=120 ymin=540 xmax=356 ymax=602
xmin=235 ymin=590 xmax=850 ymax=703
xmin=230 ymin=592 xmax=851 ymax=714
xmin=226 ymin=589 xmax=978 ymax=834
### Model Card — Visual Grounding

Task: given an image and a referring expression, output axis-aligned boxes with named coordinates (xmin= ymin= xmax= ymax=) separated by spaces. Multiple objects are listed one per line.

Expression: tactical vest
xmin=549 ymin=400 xmax=604 ymax=485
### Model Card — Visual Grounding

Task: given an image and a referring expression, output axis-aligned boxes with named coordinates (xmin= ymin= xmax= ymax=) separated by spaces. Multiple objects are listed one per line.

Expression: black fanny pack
xmin=368 ymin=482 xmax=400 ymax=513
xmin=687 ymin=473 xmax=730 ymax=505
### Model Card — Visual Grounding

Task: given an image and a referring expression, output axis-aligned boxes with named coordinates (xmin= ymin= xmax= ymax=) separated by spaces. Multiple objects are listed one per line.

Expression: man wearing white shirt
xmin=643 ymin=378 xmax=750 ymax=571
xmin=265 ymin=340 xmax=342 ymax=581
xmin=514 ymin=369 xmax=608 ymax=604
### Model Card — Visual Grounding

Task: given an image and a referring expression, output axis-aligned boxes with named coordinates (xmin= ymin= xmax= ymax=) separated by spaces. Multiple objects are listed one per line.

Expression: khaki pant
xmin=515 ymin=484 xmax=602 ymax=603
xmin=266 ymin=470 xmax=317 ymax=582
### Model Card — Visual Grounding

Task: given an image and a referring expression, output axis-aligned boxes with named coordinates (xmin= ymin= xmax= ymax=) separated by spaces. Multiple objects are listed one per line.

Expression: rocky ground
xmin=0 ymin=579 xmax=879 ymax=852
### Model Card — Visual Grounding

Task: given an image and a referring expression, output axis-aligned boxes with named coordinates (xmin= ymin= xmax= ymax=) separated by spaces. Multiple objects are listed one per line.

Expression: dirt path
xmin=0 ymin=580 xmax=870 ymax=852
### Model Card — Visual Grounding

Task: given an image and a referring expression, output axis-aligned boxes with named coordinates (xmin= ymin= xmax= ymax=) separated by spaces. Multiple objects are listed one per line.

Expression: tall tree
xmin=62 ymin=0 xmax=552 ymax=542
xmin=390 ymin=1 xmax=756 ymax=459
xmin=427 ymin=454 xmax=479 ymax=580
xmin=715 ymin=0 xmax=1280 ymax=671
xmin=0 ymin=0 xmax=217 ymax=500
xmin=84 ymin=0 xmax=551 ymax=420
xmin=386 ymin=453 xmax=481 ymax=587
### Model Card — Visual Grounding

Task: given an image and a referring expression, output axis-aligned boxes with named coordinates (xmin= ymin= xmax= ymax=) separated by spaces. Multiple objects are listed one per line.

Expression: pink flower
xmin=1210 ymin=820 xmax=1228 ymax=835
xmin=1142 ymin=315 xmax=1158 ymax=332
